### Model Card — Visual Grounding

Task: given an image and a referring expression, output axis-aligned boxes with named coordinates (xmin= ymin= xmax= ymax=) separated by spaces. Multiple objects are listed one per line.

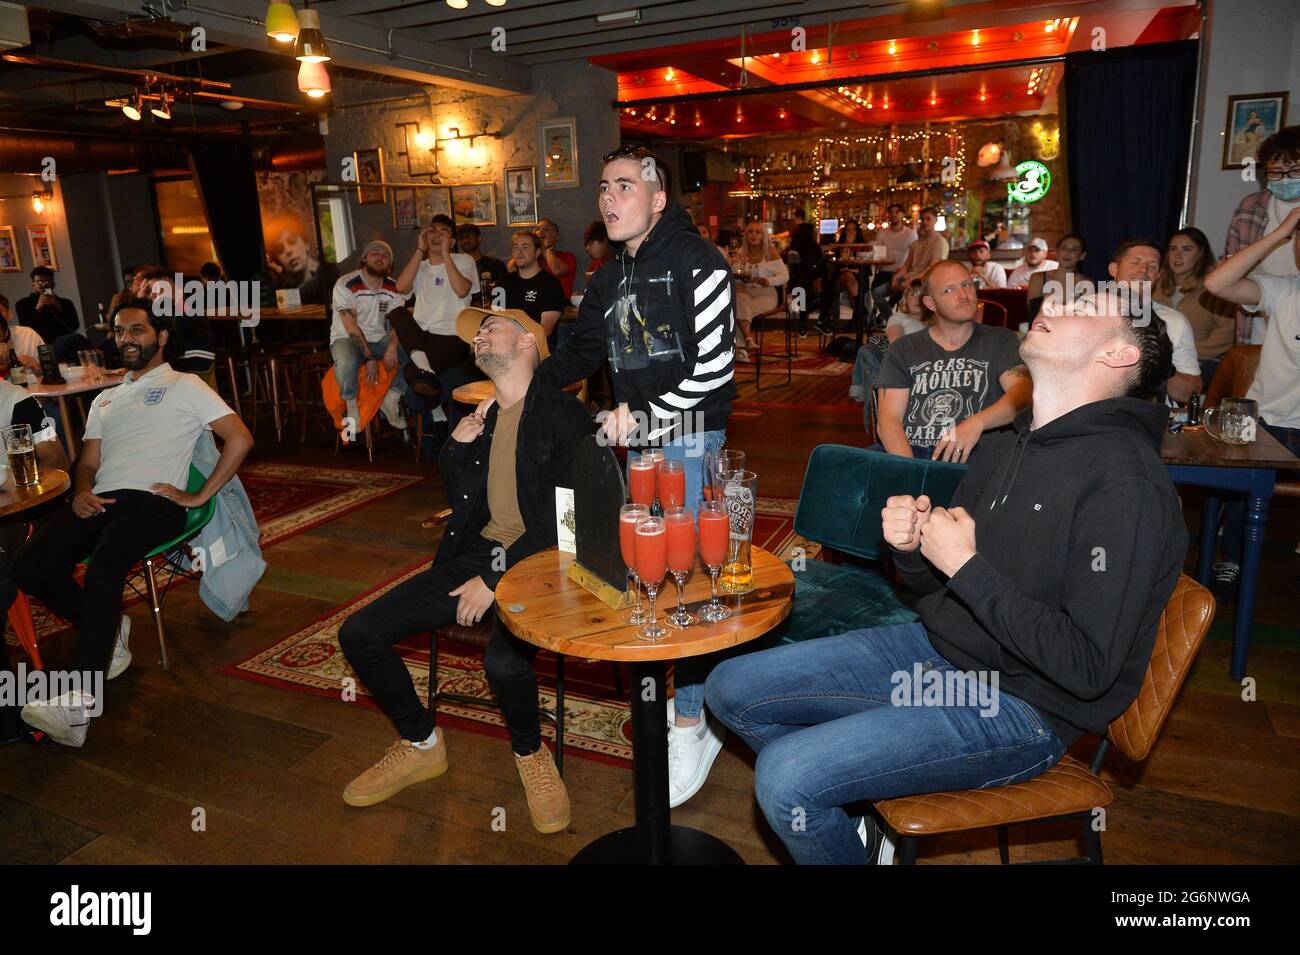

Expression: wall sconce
xmin=31 ymin=189 xmax=52 ymax=214
xmin=434 ymin=123 xmax=502 ymax=153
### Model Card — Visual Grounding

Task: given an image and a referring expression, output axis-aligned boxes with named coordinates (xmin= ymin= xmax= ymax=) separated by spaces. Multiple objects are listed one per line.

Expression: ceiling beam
xmin=33 ymin=0 xmax=533 ymax=93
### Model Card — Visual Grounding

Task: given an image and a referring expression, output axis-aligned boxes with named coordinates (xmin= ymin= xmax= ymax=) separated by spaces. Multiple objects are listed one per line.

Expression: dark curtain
xmin=189 ymin=141 xmax=265 ymax=282
xmin=1063 ymin=40 xmax=1198 ymax=282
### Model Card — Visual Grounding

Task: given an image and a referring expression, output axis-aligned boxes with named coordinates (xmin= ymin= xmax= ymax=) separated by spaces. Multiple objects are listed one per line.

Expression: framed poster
xmin=422 ymin=186 xmax=452 ymax=226
xmin=26 ymin=224 xmax=56 ymax=271
xmin=391 ymin=187 xmax=420 ymax=229
xmin=504 ymin=165 xmax=538 ymax=226
xmin=353 ymin=147 xmax=386 ymax=204
xmin=0 ymin=226 xmax=20 ymax=272
xmin=1222 ymin=92 xmax=1289 ymax=169
xmin=539 ymin=117 xmax=579 ymax=189
xmin=450 ymin=182 xmax=497 ymax=226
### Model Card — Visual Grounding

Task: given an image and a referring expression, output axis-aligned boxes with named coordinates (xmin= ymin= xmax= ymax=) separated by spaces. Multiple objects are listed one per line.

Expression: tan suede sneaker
xmin=343 ymin=735 xmax=449 ymax=807
xmin=514 ymin=746 xmax=571 ymax=833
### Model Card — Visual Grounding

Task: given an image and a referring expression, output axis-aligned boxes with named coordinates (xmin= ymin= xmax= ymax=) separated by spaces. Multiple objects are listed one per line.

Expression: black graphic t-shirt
xmin=876 ymin=324 xmax=1024 ymax=448
xmin=500 ymin=270 xmax=567 ymax=330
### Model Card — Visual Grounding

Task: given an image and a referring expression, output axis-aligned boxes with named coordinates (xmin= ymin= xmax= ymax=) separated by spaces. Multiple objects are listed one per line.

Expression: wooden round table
xmin=496 ymin=546 xmax=794 ymax=865
xmin=452 ymin=378 xmax=584 ymax=406
xmin=0 ymin=467 xmax=70 ymax=518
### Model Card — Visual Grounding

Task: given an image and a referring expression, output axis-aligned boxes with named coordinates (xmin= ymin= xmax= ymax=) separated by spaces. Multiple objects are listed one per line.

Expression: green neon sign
xmin=1008 ymin=160 xmax=1051 ymax=203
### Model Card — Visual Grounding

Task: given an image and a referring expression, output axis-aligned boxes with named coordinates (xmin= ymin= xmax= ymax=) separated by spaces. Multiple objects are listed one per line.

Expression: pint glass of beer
xmin=2 ymin=424 xmax=38 ymax=487
xmin=719 ymin=470 xmax=756 ymax=595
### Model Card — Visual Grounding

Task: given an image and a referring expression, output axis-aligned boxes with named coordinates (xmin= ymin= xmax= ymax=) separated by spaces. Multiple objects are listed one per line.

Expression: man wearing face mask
xmin=1223 ymin=125 xmax=1300 ymax=343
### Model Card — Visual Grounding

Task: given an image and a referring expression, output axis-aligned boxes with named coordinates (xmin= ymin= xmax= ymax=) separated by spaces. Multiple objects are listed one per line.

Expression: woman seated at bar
xmin=1154 ymin=227 xmax=1237 ymax=385
xmin=730 ymin=220 xmax=789 ymax=361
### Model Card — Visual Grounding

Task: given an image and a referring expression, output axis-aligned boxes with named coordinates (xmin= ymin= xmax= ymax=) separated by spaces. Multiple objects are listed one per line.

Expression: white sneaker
xmin=380 ymin=389 xmax=405 ymax=429
xmin=857 ymin=814 xmax=894 ymax=865
xmin=107 ymin=615 xmax=131 ymax=681
xmin=667 ymin=708 xmax=725 ymax=808
xmin=21 ymin=690 xmax=94 ymax=748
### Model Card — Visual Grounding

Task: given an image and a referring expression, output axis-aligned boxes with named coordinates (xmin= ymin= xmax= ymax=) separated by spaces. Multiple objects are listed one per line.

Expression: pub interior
xmin=0 ymin=0 xmax=1296 ymax=881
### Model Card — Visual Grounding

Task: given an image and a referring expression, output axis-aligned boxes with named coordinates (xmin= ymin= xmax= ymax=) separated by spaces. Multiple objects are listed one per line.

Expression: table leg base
xmin=570 ymin=826 xmax=745 ymax=865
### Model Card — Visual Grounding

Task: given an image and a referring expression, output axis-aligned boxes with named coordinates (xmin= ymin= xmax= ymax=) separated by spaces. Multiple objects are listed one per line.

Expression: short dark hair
xmin=887 ymin=203 xmax=904 ymax=214
xmin=30 ymin=266 xmax=53 ymax=281
xmin=199 ymin=262 xmax=222 ymax=281
xmin=1258 ymin=124 xmax=1300 ymax=168
xmin=1110 ymin=237 xmax=1161 ymax=264
xmin=457 ymin=223 xmax=481 ymax=238
xmin=919 ymin=206 xmax=939 ymax=218
xmin=1118 ymin=310 xmax=1174 ymax=399
xmin=584 ymin=221 xmax=608 ymax=245
xmin=111 ymin=297 xmax=177 ymax=359
xmin=601 ymin=144 xmax=673 ymax=197
xmin=136 ymin=264 xmax=171 ymax=283
xmin=429 ymin=214 xmax=458 ymax=251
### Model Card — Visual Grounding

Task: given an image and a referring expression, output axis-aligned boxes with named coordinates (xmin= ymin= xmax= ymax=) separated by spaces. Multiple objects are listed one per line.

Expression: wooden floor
xmin=2 ymin=366 xmax=1298 ymax=865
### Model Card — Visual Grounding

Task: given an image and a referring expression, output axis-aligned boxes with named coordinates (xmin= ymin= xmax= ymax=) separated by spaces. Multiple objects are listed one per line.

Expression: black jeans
xmin=338 ymin=538 xmax=543 ymax=754
xmin=15 ymin=490 xmax=186 ymax=679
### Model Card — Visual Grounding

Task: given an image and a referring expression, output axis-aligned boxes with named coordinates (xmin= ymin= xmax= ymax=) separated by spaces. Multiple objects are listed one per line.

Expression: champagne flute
xmin=620 ymin=503 xmax=651 ymax=624
xmin=634 ymin=516 xmax=669 ymax=641
xmin=664 ymin=507 xmax=697 ymax=628
xmin=641 ymin=448 xmax=665 ymax=515
xmin=696 ymin=501 xmax=731 ymax=622
xmin=658 ymin=459 xmax=686 ymax=511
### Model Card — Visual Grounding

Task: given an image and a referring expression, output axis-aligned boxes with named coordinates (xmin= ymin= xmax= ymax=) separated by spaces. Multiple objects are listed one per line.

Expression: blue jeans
xmin=630 ymin=429 xmax=726 ymax=720
xmin=329 ymin=336 xmax=408 ymax=401
xmin=851 ymin=344 xmax=884 ymax=432
xmin=705 ymin=623 xmax=1066 ymax=864
xmin=1219 ymin=420 xmax=1300 ymax=563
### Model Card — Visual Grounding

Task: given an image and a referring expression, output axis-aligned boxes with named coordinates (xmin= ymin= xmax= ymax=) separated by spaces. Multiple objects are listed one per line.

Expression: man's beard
xmin=121 ymin=341 xmax=159 ymax=370
xmin=362 ymin=263 xmax=387 ymax=279
xmin=475 ymin=349 xmax=513 ymax=377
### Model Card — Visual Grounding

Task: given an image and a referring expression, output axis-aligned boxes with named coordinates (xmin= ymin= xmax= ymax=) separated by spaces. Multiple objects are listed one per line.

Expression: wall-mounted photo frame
xmin=26 ymin=224 xmax=56 ymax=271
xmin=353 ymin=147 xmax=386 ymax=204
xmin=539 ymin=117 xmax=579 ymax=190
xmin=1222 ymin=91 xmax=1290 ymax=170
xmin=391 ymin=187 xmax=420 ymax=230
xmin=0 ymin=226 xmax=21 ymax=272
xmin=504 ymin=166 xmax=538 ymax=227
xmin=422 ymin=187 xmax=452 ymax=226
xmin=450 ymin=182 xmax=497 ymax=226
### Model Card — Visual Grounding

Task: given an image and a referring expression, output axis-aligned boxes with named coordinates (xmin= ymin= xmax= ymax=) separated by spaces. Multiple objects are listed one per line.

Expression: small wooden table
xmin=26 ymin=373 xmax=126 ymax=458
xmin=1163 ymin=425 xmax=1300 ymax=678
xmin=839 ymin=257 xmax=895 ymax=345
xmin=496 ymin=546 xmax=794 ymax=865
xmin=0 ymin=467 xmax=70 ymax=518
xmin=451 ymin=379 xmax=584 ymax=406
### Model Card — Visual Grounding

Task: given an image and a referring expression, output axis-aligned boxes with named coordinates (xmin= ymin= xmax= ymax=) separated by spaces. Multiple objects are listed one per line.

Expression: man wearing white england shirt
xmin=16 ymin=300 xmax=253 ymax=748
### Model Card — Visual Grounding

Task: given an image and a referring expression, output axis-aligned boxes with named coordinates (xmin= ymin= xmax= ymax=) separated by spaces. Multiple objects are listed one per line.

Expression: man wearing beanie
xmin=328 ymin=240 xmax=410 ymax=443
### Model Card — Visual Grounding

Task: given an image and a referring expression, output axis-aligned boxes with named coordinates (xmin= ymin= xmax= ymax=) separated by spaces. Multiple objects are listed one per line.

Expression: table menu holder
xmin=37 ymin=344 xmax=64 ymax=385
xmin=568 ymin=436 xmax=631 ymax=610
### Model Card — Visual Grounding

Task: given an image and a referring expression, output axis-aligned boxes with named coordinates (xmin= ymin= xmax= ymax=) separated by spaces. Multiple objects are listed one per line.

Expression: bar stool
xmin=214 ymin=347 xmax=249 ymax=420
xmin=248 ymin=346 xmax=301 ymax=443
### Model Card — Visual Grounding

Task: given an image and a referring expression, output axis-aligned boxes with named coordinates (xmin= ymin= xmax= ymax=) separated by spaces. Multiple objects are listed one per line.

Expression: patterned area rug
xmin=223 ymin=498 xmax=820 ymax=768
xmin=734 ymin=348 xmax=852 ymax=377
xmin=7 ymin=463 xmax=425 ymax=645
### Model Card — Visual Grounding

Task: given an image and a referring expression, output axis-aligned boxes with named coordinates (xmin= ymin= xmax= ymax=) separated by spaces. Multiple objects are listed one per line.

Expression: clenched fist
xmin=881 ymin=494 xmax=932 ymax=553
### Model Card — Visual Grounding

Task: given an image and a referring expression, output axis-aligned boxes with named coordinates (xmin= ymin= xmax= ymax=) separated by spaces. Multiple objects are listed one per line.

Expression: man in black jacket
xmin=338 ymin=306 xmax=591 ymax=835
xmin=16 ymin=266 xmax=88 ymax=361
xmin=705 ymin=299 xmax=1188 ymax=864
xmin=535 ymin=144 xmax=737 ymax=805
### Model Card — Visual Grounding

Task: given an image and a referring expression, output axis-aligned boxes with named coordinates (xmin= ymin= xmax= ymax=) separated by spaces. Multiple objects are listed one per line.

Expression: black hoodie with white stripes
xmin=537 ymin=202 xmax=736 ymax=444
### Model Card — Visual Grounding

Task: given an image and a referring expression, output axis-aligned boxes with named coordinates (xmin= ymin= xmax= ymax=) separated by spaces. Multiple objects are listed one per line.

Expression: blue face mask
xmin=1266 ymin=177 xmax=1300 ymax=202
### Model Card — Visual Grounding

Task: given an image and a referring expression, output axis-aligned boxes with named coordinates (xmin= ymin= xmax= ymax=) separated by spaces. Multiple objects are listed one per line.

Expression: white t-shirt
xmin=83 ymin=363 xmax=234 ymax=495
xmin=887 ymin=313 xmax=927 ymax=336
xmin=1243 ymin=273 xmax=1300 ymax=430
xmin=878 ymin=225 xmax=916 ymax=265
xmin=1007 ymin=259 xmax=1059 ymax=288
xmin=330 ymin=270 xmax=406 ymax=343
xmin=971 ymin=261 xmax=1007 ymax=289
xmin=412 ymin=253 xmax=480 ymax=335
xmin=1261 ymin=196 xmax=1300 ymax=277
xmin=9 ymin=324 xmax=44 ymax=361
xmin=1151 ymin=302 xmax=1201 ymax=377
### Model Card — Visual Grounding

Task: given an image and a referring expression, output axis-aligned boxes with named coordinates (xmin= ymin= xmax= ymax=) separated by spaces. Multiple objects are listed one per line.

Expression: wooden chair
xmin=976 ymin=299 xmax=1009 ymax=328
xmin=875 ymin=574 xmax=1215 ymax=864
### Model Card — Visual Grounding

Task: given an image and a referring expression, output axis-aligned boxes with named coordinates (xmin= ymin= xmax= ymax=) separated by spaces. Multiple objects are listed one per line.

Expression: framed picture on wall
xmin=353 ymin=147 xmax=386 ymax=204
xmin=391 ymin=187 xmax=420 ymax=230
xmin=503 ymin=166 xmax=538 ymax=226
xmin=450 ymin=183 xmax=497 ymax=226
xmin=422 ymin=187 xmax=452 ymax=226
xmin=0 ymin=226 xmax=20 ymax=272
xmin=539 ymin=117 xmax=579 ymax=189
xmin=1222 ymin=92 xmax=1289 ymax=169
xmin=26 ymin=224 xmax=56 ymax=271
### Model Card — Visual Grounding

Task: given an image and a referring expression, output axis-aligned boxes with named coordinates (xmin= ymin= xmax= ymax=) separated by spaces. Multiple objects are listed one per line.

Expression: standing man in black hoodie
xmin=532 ymin=145 xmax=738 ymax=806
xmin=705 ymin=299 xmax=1188 ymax=864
